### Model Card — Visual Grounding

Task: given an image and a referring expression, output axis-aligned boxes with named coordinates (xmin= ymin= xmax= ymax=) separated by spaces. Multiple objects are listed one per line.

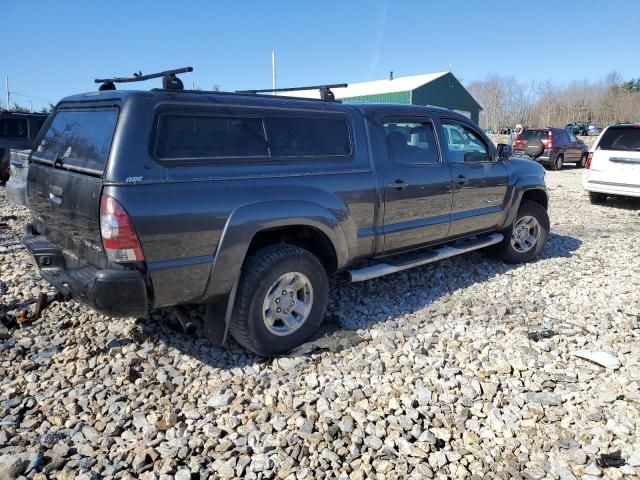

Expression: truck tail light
xmin=100 ymin=195 xmax=145 ymax=263
xmin=547 ymin=131 xmax=553 ymax=149
xmin=585 ymin=152 xmax=593 ymax=169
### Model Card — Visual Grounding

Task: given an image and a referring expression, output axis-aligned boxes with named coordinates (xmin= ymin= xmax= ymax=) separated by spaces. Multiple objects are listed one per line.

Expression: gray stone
xmin=250 ymin=454 xmax=274 ymax=472
xmin=526 ymin=392 xmax=562 ymax=406
xmin=207 ymin=393 xmax=233 ymax=408
xmin=175 ymin=469 xmax=192 ymax=480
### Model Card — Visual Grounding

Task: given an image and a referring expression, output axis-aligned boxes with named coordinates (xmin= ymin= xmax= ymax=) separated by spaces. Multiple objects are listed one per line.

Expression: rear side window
xmin=519 ymin=130 xmax=549 ymax=140
xmin=34 ymin=109 xmax=118 ymax=174
xmin=156 ymin=115 xmax=268 ymax=159
xmin=155 ymin=114 xmax=352 ymax=160
xmin=598 ymin=127 xmax=640 ymax=152
xmin=0 ymin=118 xmax=28 ymax=138
xmin=265 ymin=117 xmax=352 ymax=157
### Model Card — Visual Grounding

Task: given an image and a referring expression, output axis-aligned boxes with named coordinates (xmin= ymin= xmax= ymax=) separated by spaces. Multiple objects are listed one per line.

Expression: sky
xmin=2 ymin=0 xmax=638 ymax=111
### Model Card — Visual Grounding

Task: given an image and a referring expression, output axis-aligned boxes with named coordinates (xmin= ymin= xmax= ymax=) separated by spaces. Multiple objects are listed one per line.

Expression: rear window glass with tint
xmin=0 ymin=118 xmax=28 ymax=138
xmin=598 ymin=127 xmax=640 ymax=152
xmin=34 ymin=109 xmax=118 ymax=174
xmin=33 ymin=119 xmax=46 ymax=136
xmin=156 ymin=115 xmax=268 ymax=159
xmin=519 ymin=130 xmax=549 ymax=140
xmin=265 ymin=117 xmax=352 ymax=157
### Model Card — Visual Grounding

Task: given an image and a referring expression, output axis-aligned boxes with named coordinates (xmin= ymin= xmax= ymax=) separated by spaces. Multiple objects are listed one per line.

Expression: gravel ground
xmin=1 ymin=168 xmax=639 ymax=480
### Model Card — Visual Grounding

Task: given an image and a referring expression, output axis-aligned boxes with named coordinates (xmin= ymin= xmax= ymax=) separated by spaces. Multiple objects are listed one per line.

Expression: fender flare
xmin=503 ymin=177 xmax=548 ymax=228
xmin=201 ymin=200 xmax=351 ymax=302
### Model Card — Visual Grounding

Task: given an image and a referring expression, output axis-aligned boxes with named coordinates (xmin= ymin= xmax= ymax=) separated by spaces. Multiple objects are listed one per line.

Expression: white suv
xmin=583 ymin=124 xmax=640 ymax=203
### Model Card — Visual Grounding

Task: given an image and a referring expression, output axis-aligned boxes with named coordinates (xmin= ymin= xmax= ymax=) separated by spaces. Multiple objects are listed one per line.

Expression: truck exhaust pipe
xmin=174 ymin=306 xmax=198 ymax=335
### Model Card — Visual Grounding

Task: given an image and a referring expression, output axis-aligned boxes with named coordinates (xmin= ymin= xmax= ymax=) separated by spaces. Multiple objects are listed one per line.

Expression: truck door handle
xmin=456 ymin=175 xmax=469 ymax=185
xmin=49 ymin=192 xmax=62 ymax=205
xmin=389 ymin=179 xmax=409 ymax=190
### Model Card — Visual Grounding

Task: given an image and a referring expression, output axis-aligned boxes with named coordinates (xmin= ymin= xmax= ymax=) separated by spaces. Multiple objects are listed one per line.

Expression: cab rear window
xmin=519 ymin=130 xmax=548 ymax=140
xmin=33 ymin=109 xmax=118 ymax=174
xmin=598 ymin=127 xmax=640 ymax=152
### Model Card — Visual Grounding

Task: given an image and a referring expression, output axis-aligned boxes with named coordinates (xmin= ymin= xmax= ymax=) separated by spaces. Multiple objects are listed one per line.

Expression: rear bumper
xmin=583 ymin=178 xmax=640 ymax=198
xmin=512 ymin=149 xmax=556 ymax=164
xmin=23 ymin=224 xmax=149 ymax=317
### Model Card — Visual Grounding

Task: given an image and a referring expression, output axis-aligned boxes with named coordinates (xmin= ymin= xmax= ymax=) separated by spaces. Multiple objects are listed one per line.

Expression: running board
xmin=347 ymin=233 xmax=504 ymax=282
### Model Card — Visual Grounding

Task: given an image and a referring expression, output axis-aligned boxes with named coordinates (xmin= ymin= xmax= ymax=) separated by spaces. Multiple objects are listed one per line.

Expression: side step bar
xmin=347 ymin=233 xmax=504 ymax=282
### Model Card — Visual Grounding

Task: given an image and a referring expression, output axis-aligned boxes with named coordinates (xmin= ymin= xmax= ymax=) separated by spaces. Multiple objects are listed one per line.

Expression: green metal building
xmin=287 ymin=71 xmax=482 ymax=123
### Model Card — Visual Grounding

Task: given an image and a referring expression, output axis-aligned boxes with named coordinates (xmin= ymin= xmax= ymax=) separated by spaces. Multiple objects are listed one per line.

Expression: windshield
xmin=33 ymin=109 xmax=118 ymax=174
xmin=598 ymin=127 xmax=640 ymax=151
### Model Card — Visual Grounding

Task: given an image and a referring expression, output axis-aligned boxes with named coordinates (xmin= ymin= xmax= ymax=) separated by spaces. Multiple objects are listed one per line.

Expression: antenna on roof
xmin=389 ymin=71 xmax=394 ymax=81
xmin=95 ymin=67 xmax=193 ymax=91
xmin=237 ymin=83 xmax=347 ymax=101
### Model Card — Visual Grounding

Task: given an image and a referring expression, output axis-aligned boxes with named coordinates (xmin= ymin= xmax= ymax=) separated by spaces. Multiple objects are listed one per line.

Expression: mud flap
xmin=203 ymin=274 xmax=240 ymax=346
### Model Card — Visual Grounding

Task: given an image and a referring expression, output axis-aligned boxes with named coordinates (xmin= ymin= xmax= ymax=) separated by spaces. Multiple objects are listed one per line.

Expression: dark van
xmin=0 ymin=111 xmax=48 ymax=182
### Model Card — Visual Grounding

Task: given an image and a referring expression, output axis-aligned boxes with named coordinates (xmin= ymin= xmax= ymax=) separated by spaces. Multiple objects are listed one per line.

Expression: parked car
xmin=587 ymin=124 xmax=602 ymax=136
xmin=583 ymin=123 xmax=640 ymax=203
xmin=513 ymin=127 xmax=589 ymax=170
xmin=23 ymin=84 xmax=550 ymax=356
xmin=5 ymin=149 xmax=30 ymax=206
xmin=0 ymin=111 xmax=47 ymax=182
xmin=566 ymin=123 xmax=588 ymax=136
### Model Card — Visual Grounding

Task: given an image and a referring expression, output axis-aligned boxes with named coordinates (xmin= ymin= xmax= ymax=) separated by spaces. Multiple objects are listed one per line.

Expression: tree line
xmin=467 ymin=72 xmax=640 ymax=130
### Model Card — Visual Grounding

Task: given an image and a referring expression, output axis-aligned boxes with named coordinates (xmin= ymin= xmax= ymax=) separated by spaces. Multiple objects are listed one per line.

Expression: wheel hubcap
xmin=511 ymin=215 xmax=540 ymax=253
xmin=262 ymin=272 xmax=313 ymax=336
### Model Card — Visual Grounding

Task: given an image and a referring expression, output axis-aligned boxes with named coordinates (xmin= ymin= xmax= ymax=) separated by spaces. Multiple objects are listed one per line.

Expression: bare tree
xmin=467 ymin=72 xmax=640 ymax=129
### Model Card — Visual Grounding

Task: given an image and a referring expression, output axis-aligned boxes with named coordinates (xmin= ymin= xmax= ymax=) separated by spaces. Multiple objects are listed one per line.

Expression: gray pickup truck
xmin=23 ymin=81 xmax=549 ymax=355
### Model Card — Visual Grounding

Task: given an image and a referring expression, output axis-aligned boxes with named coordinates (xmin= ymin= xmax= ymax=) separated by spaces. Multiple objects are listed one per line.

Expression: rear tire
xmin=550 ymin=154 xmax=564 ymax=171
xmin=488 ymin=200 xmax=550 ymax=264
xmin=229 ymin=244 xmax=329 ymax=356
xmin=0 ymin=165 xmax=9 ymax=183
xmin=588 ymin=191 xmax=608 ymax=204
xmin=578 ymin=153 xmax=588 ymax=168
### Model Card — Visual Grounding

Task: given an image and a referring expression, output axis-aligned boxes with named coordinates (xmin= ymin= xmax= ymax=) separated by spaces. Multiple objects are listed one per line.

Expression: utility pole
xmin=272 ymin=50 xmax=277 ymax=95
xmin=5 ymin=77 xmax=9 ymax=110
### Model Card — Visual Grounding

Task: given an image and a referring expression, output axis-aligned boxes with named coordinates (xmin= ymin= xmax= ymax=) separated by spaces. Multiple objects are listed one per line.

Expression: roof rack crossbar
xmin=94 ymin=67 xmax=193 ymax=84
xmin=95 ymin=67 xmax=193 ymax=91
xmin=237 ymin=83 xmax=347 ymax=101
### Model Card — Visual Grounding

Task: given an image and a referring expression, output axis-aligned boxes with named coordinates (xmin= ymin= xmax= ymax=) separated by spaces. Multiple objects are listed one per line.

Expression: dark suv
xmin=513 ymin=127 xmax=589 ymax=170
xmin=0 ymin=111 xmax=48 ymax=182
xmin=565 ymin=123 xmax=588 ymax=136
xmin=22 ymin=75 xmax=550 ymax=355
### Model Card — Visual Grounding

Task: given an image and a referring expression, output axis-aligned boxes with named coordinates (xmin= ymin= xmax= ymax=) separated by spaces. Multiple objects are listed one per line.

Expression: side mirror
xmin=497 ymin=143 xmax=512 ymax=160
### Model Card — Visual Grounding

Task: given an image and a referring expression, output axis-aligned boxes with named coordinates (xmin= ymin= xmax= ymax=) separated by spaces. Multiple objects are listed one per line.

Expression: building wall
xmin=411 ymin=73 xmax=481 ymax=123
xmin=341 ymin=91 xmax=411 ymax=104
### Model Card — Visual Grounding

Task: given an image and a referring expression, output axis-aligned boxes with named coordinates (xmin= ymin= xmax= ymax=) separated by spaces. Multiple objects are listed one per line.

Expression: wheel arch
xmin=200 ymin=200 xmax=349 ymax=302
xmin=503 ymin=182 xmax=549 ymax=228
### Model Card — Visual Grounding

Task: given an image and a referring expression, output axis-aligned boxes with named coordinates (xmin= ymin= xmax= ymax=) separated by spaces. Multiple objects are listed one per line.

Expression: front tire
xmin=488 ymin=200 xmax=550 ymax=264
xmin=588 ymin=191 xmax=608 ymax=204
xmin=229 ymin=244 xmax=329 ymax=356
